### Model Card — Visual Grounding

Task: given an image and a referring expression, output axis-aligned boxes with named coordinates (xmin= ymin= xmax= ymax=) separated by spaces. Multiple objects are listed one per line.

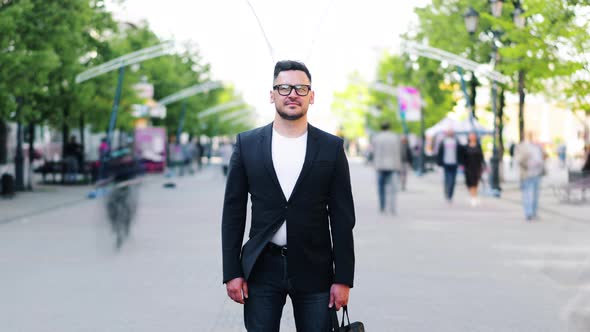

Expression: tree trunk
xmin=497 ymin=88 xmax=506 ymax=185
xmin=469 ymin=74 xmax=478 ymax=120
xmin=518 ymin=70 xmax=525 ymax=142
xmin=14 ymin=97 xmax=25 ymax=191
xmin=79 ymin=113 xmax=85 ymax=163
xmin=499 ymin=88 xmax=506 ymax=159
xmin=0 ymin=119 xmax=7 ymax=164
xmin=61 ymin=104 xmax=70 ymax=184
xmin=27 ymin=122 xmax=35 ymax=191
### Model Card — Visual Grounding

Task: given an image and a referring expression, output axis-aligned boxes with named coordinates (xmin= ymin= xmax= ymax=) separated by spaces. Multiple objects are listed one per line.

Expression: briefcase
xmin=331 ymin=306 xmax=365 ymax=332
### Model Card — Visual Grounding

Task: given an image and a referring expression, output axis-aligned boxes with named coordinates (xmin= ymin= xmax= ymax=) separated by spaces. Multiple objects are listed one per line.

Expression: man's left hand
xmin=328 ymin=283 xmax=350 ymax=310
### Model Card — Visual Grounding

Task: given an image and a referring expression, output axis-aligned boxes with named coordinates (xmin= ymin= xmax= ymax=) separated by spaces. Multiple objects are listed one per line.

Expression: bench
xmin=552 ymin=170 xmax=590 ymax=204
xmin=34 ymin=160 xmax=96 ymax=184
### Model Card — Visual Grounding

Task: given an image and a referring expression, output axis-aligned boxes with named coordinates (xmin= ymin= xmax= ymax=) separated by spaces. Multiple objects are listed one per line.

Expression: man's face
xmin=270 ymin=70 xmax=314 ymax=121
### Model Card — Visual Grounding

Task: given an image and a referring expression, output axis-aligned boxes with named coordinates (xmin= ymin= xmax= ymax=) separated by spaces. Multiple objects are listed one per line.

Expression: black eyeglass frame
xmin=272 ymin=84 xmax=312 ymax=96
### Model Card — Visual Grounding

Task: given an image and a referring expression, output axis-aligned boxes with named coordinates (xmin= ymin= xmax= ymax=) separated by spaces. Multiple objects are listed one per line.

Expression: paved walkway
xmin=4 ymin=158 xmax=586 ymax=225
xmin=1 ymin=160 xmax=590 ymax=331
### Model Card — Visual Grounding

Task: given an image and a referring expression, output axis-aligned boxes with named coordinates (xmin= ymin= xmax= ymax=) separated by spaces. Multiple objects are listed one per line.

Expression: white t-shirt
xmin=270 ymin=128 xmax=307 ymax=246
xmin=442 ymin=137 xmax=458 ymax=165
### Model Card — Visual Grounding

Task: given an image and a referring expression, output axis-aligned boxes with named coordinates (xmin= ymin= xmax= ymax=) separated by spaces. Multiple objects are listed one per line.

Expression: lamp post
xmin=512 ymin=1 xmax=526 ymax=142
xmin=14 ymin=97 xmax=24 ymax=191
xmin=465 ymin=0 xmax=504 ymax=196
xmin=464 ymin=7 xmax=480 ymax=35
xmin=489 ymin=0 xmax=503 ymax=196
xmin=463 ymin=7 xmax=480 ymax=128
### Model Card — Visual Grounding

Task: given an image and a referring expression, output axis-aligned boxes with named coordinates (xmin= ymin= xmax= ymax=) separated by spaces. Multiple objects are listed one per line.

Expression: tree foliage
xmin=0 ymin=0 xmax=117 ymax=127
xmin=0 ymin=3 xmax=251 ymax=141
xmin=331 ymin=73 xmax=371 ymax=139
xmin=413 ymin=0 xmax=589 ymax=108
xmin=332 ymin=0 xmax=590 ymax=140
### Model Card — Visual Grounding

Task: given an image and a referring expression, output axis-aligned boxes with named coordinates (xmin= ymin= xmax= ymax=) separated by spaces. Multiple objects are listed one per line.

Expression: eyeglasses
xmin=273 ymin=84 xmax=311 ymax=96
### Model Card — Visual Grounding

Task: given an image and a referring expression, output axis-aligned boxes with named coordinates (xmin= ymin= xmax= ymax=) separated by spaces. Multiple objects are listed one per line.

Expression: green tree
xmin=373 ymin=54 xmax=456 ymax=135
xmin=0 ymin=0 xmax=116 ymax=188
xmin=412 ymin=0 xmax=590 ymax=142
xmin=331 ymin=72 xmax=371 ymax=140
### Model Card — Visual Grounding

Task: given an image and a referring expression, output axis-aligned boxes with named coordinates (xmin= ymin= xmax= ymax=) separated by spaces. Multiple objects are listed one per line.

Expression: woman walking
xmin=463 ymin=132 xmax=485 ymax=206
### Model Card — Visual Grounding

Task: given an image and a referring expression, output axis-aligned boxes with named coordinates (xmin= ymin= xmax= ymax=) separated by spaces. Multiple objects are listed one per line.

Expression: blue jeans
xmin=443 ymin=165 xmax=458 ymax=200
xmin=521 ymin=176 xmax=541 ymax=219
xmin=377 ymin=170 xmax=397 ymax=212
xmin=244 ymin=251 xmax=331 ymax=332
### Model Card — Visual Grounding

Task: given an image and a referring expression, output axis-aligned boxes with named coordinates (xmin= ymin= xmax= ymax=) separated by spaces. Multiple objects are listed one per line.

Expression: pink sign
xmin=397 ymin=87 xmax=422 ymax=122
xmin=134 ymin=127 xmax=166 ymax=172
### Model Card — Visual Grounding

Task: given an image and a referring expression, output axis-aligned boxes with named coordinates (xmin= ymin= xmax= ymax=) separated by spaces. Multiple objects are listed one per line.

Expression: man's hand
xmin=226 ymin=277 xmax=248 ymax=304
xmin=328 ymin=283 xmax=350 ymax=310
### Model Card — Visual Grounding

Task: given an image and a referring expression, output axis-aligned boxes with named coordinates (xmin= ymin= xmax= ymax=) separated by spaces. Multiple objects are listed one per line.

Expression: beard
xmin=276 ymin=106 xmax=305 ymax=121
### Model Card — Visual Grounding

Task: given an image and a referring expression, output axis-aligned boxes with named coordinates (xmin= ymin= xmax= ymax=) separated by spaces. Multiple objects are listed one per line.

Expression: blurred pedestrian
xmin=463 ymin=132 xmax=485 ymax=206
xmin=181 ymin=139 xmax=195 ymax=176
xmin=437 ymin=128 xmax=465 ymax=203
xmin=166 ymin=136 xmax=183 ymax=177
xmin=222 ymin=60 xmax=355 ymax=331
xmin=508 ymin=141 xmax=516 ymax=169
xmin=557 ymin=143 xmax=567 ymax=168
xmin=372 ymin=122 xmax=403 ymax=213
xmin=195 ymin=138 xmax=203 ymax=170
xmin=206 ymin=141 xmax=212 ymax=165
xmin=399 ymin=135 xmax=413 ymax=191
xmin=99 ymin=137 xmax=109 ymax=160
xmin=63 ymin=135 xmax=82 ymax=183
xmin=582 ymin=145 xmax=590 ymax=173
xmin=515 ymin=132 xmax=546 ymax=221
xmin=219 ymin=139 xmax=233 ymax=177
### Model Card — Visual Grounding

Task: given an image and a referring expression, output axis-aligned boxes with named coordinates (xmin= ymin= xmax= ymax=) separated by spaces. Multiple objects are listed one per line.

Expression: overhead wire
xmin=244 ymin=0 xmax=275 ymax=63
xmin=305 ymin=0 xmax=336 ymax=63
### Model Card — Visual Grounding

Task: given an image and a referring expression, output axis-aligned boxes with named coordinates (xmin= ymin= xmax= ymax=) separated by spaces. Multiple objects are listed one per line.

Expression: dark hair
xmin=380 ymin=122 xmax=391 ymax=131
xmin=273 ymin=60 xmax=312 ymax=83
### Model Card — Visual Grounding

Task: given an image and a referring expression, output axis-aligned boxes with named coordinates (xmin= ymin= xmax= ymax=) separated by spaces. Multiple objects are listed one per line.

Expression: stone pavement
xmin=2 ymin=158 xmax=587 ymax=226
xmin=1 ymin=160 xmax=590 ymax=331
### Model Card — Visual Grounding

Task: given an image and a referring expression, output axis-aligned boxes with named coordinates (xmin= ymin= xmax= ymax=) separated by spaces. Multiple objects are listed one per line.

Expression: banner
xmin=134 ymin=127 xmax=166 ymax=173
xmin=397 ymin=87 xmax=422 ymax=122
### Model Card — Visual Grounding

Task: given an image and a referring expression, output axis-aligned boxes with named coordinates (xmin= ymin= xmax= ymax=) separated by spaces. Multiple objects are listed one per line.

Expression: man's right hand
xmin=226 ymin=277 xmax=248 ymax=304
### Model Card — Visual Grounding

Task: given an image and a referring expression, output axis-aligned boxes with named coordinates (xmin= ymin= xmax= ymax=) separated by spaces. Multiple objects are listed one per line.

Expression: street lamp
xmin=489 ymin=0 xmax=504 ymax=18
xmin=512 ymin=6 xmax=526 ymax=28
xmin=464 ymin=7 xmax=480 ymax=35
xmin=465 ymin=1 xmax=504 ymax=196
xmin=488 ymin=0 xmax=503 ymax=196
xmin=513 ymin=2 xmax=527 ymax=143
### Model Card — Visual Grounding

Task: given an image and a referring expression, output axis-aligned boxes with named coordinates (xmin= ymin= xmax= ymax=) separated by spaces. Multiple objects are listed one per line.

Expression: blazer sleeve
xmin=221 ymin=134 xmax=249 ymax=283
xmin=436 ymin=143 xmax=444 ymax=166
xmin=328 ymin=140 xmax=356 ymax=288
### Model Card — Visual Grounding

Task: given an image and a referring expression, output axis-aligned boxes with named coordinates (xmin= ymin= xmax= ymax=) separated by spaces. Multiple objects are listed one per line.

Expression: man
xmin=372 ymin=123 xmax=403 ymax=213
xmin=515 ymin=132 xmax=546 ymax=221
xmin=436 ymin=128 xmax=464 ymax=202
xmin=583 ymin=145 xmax=590 ymax=172
xmin=222 ymin=60 xmax=356 ymax=331
xmin=219 ymin=138 xmax=233 ymax=177
xmin=63 ymin=135 xmax=82 ymax=183
xmin=399 ymin=135 xmax=414 ymax=191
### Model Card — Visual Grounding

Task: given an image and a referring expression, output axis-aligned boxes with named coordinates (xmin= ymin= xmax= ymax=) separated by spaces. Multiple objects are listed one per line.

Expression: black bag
xmin=331 ymin=306 xmax=365 ymax=332
xmin=1 ymin=173 xmax=15 ymax=198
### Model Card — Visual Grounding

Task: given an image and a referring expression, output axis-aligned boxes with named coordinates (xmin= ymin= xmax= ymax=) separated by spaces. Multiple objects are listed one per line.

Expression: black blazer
xmin=221 ymin=123 xmax=355 ymax=293
xmin=436 ymin=137 xmax=465 ymax=166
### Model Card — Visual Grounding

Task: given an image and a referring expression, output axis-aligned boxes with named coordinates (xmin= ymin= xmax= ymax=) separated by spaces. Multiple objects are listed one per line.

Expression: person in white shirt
xmin=222 ymin=60 xmax=356 ymax=331
xmin=515 ymin=132 xmax=546 ymax=221
xmin=371 ymin=122 xmax=403 ymax=214
xmin=219 ymin=139 xmax=234 ymax=177
xmin=436 ymin=128 xmax=465 ymax=202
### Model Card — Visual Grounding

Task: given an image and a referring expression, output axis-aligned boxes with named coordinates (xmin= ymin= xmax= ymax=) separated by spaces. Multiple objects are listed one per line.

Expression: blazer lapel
xmin=261 ymin=123 xmax=286 ymax=202
xmin=289 ymin=124 xmax=320 ymax=202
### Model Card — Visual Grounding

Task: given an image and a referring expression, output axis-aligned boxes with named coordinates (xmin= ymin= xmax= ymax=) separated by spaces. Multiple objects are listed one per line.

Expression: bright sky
xmin=107 ymin=0 xmax=431 ymax=133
